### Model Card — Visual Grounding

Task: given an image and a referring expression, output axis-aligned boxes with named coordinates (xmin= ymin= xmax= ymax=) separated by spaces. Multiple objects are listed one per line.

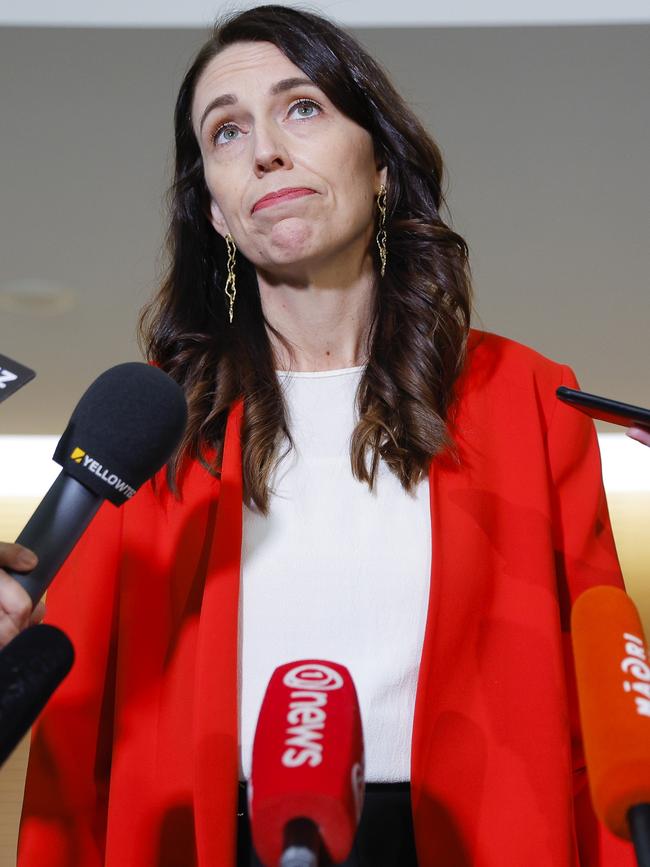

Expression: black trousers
xmin=237 ymin=782 xmax=419 ymax=866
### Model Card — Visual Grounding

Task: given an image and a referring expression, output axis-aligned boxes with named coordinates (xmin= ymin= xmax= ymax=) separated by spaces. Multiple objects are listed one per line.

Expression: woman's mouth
xmin=252 ymin=188 xmax=316 ymax=213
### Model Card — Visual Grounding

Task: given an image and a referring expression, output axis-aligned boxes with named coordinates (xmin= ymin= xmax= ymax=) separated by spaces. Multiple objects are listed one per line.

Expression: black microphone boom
xmin=0 ymin=624 xmax=74 ymax=766
xmin=7 ymin=362 xmax=187 ymax=605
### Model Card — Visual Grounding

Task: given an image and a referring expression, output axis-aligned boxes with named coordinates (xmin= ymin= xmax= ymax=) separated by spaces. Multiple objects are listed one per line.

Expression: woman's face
xmin=191 ymin=41 xmax=386 ymax=277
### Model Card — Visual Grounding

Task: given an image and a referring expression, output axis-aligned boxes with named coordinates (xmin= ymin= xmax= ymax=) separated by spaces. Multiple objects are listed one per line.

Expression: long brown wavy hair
xmin=139 ymin=4 xmax=473 ymax=513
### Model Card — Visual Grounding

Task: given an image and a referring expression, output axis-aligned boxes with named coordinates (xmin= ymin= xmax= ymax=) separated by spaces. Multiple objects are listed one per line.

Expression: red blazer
xmin=18 ymin=331 xmax=636 ymax=866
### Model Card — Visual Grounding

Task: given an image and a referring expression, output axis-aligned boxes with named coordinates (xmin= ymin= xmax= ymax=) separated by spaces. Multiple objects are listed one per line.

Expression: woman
xmin=10 ymin=6 xmax=638 ymax=866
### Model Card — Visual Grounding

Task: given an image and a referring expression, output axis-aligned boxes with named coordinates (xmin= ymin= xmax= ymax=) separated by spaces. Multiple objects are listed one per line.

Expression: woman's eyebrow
xmin=269 ymin=76 xmax=315 ymax=95
xmin=199 ymin=77 xmax=317 ymax=134
xmin=199 ymin=94 xmax=236 ymax=134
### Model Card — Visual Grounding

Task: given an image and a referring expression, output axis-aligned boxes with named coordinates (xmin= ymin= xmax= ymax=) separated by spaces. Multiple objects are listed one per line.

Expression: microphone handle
xmin=280 ymin=848 xmax=318 ymax=867
xmin=7 ymin=472 xmax=103 ymax=606
xmin=280 ymin=819 xmax=320 ymax=867
xmin=629 ymin=804 xmax=650 ymax=867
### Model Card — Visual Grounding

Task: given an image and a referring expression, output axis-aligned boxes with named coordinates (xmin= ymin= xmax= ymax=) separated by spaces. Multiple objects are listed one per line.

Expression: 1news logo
xmin=280 ymin=663 xmax=346 ymax=770
xmin=283 ymin=663 xmax=345 ymax=692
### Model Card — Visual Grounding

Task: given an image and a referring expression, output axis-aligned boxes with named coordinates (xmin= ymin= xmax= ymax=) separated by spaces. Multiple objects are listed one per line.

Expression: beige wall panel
xmin=608 ymin=492 xmax=650 ymax=632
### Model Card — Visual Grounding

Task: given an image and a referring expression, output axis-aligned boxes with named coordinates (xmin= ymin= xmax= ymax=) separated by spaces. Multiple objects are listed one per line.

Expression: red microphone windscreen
xmin=250 ymin=660 xmax=365 ymax=867
xmin=571 ymin=585 xmax=650 ymax=839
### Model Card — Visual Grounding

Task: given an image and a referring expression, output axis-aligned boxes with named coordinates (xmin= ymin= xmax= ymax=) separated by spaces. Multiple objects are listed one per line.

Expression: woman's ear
xmin=377 ymin=164 xmax=388 ymax=192
xmin=208 ymin=198 xmax=228 ymax=239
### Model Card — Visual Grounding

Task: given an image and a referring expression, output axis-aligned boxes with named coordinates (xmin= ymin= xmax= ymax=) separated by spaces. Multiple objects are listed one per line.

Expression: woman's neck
xmin=256 ymin=258 xmax=376 ymax=373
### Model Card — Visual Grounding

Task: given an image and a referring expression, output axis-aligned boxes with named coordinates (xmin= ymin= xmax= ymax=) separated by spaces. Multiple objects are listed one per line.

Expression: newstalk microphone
xmin=571 ymin=585 xmax=650 ymax=866
xmin=5 ymin=362 xmax=187 ymax=605
xmin=0 ymin=624 xmax=74 ymax=766
xmin=250 ymin=660 xmax=365 ymax=867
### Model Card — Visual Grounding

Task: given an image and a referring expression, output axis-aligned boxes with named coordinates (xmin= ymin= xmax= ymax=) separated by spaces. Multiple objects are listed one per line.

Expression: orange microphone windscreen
xmin=571 ymin=585 xmax=650 ymax=839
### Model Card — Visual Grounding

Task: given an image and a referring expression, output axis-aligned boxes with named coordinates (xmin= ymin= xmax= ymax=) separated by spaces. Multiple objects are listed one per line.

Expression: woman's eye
xmin=210 ymin=99 xmax=321 ymax=146
xmin=289 ymin=99 xmax=321 ymax=119
xmin=212 ymin=124 xmax=241 ymax=146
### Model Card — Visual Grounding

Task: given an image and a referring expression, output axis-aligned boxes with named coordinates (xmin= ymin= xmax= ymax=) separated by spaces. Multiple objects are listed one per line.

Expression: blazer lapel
xmin=410 ymin=375 xmax=498 ymax=865
xmin=193 ymin=398 xmax=244 ymax=866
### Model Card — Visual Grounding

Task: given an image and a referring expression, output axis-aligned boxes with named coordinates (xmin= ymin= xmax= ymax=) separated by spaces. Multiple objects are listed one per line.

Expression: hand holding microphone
xmin=250 ymin=660 xmax=365 ymax=867
xmin=0 ymin=361 xmax=187 ymax=649
xmin=0 ymin=544 xmax=45 ymax=648
xmin=0 ymin=541 xmax=70 ymax=770
xmin=4 ymin=362 xmax=187 ymax=613
xmin=0 ymin=353 xmax=45 ymax=643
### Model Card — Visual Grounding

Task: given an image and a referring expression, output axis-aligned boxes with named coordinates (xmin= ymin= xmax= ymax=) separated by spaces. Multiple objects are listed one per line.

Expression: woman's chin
xmin=265 ymin=217 xmax=317 ymax=255
xmin=250 ymin=218 xmax=359 ymax=281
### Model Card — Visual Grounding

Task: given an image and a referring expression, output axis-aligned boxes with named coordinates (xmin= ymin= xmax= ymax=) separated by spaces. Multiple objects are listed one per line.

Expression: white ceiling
xmin=2 ymin=0 xmax=650 ymax=27
xmin=0 ymin=23 xmax=648 ymax=436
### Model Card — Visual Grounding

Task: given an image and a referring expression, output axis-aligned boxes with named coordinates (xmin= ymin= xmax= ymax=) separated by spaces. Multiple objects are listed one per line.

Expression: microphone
xmin=6 ymin=362 xmax=187 ymax=605
xmin=249 ymin=660 xmax=364 ymax=867
xmin=0 ymin=352 xmax=36 ymax=404
xmin=0 ymin=624 xmax=74 ymax=766
xmin=571 ymin=585 xmax=650 ymax=865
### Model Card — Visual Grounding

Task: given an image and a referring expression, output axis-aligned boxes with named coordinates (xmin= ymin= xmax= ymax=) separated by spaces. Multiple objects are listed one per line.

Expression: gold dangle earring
xmin=224 ymin=234 xmax=237 ymax=324
xmin=376 ymin=184 xmax=387 ymax=277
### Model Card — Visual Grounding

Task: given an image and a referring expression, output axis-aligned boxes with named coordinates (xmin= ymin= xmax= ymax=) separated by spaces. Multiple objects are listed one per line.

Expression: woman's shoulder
xmin=467 ymin=328 xmax=566 ymax=375
xmin=458 ymin=328 xmax=578 ymax=426
xmin=465 ymin=328 xmax=572 ymax=389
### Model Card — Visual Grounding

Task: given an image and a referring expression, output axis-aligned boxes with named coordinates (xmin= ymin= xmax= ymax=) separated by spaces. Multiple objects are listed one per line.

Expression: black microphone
xmin=0 ymin=624 xmax=74 ymax=766
xmin=7 ymin=362 xmax=187 ymax=605
xmin=0 ymin=353 xmax=36 ymax=404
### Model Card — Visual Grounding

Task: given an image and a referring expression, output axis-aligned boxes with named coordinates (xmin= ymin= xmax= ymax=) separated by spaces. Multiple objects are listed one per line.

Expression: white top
xmin=239 ymin=366 xmax=432 ymax=782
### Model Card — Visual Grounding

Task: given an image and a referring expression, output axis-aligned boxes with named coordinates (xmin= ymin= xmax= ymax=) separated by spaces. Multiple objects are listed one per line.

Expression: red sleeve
xmin=17 ymin=500 xmax=123 ymax=865
xmin=548 ymin=365 xmax=636 ymax=866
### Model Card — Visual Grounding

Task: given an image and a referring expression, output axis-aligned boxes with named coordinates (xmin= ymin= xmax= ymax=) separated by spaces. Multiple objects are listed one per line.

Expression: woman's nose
xmin=252 ymin=122 xmax=293 ymax=176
